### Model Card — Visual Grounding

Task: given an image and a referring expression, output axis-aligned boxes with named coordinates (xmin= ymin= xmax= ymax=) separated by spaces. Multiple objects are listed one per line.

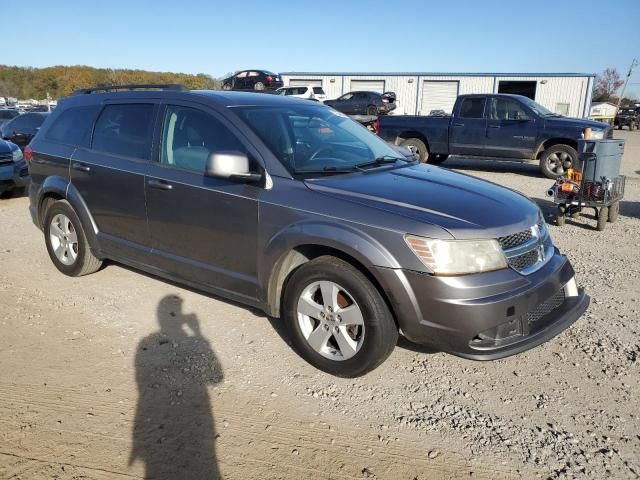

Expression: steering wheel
xmin=309 ymin=146 xmax=334 ymax=161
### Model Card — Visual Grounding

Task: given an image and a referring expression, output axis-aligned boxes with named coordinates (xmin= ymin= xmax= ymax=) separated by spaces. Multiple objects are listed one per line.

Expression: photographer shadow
xmin=129 ymin=295 xmax=223 ymax=479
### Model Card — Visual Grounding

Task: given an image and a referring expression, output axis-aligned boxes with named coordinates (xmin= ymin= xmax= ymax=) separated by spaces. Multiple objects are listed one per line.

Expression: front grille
xmin=498 ymin=229 xmax=532 ymax=249
xmin=527 ymin=289 xmax=565 ymax=324
xmin=0 ymin=153 xmax=12 ymax=166
xmin=508 ymin=249 xmax=540 ymax=271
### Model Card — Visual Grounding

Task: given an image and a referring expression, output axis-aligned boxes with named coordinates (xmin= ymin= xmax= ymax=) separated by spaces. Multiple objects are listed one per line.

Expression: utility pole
xmin=615 ymin=58 xmax=638 ymax=114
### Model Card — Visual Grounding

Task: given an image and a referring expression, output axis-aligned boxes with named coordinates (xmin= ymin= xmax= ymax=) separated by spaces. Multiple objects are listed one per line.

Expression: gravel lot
xmin=0 ymin=131 xmax=638 ymax=479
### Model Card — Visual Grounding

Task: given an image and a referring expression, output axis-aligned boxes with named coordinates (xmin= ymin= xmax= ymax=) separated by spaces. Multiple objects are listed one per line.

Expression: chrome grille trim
xmin=500 ymin=220 xmax=553 ymax=275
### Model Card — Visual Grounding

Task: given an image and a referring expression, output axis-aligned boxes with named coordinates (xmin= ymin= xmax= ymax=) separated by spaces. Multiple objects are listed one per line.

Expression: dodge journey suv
xmin=27 ymin=84 xmax=589 ymax=377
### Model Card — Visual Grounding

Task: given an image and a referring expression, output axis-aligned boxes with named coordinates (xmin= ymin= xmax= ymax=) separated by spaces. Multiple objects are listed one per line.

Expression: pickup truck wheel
xmin=282 ymin=256 xmax=398 ymax=377
xmin=540 ymin=145 xmax=577 ymax=179
xmin=44 ymin=200 xmax=102 ymax=277
xmin=400 ymin=138 xmax=429 ymax=163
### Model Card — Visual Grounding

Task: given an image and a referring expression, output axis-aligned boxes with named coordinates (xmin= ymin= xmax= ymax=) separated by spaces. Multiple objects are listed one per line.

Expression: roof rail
xmin=72 ymin=84 xmax=188 ymax=95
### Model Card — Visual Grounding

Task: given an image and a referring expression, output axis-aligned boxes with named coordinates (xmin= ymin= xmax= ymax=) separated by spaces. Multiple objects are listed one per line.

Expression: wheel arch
xmin=395 ymin=130 xmax=430 ymax=150
xmin=262 ymin=223 xmax=400 ymax=319
xmin=535 ymin=138 xmax=578 ymax=159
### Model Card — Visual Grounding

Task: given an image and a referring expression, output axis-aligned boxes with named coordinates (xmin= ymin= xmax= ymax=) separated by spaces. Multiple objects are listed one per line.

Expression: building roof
xmin=280 ymin=72 xmax=596 ymax=78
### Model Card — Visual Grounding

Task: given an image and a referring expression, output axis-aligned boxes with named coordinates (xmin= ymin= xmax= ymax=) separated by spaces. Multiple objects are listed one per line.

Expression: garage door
xmin=350 ymin=80 xmax=385 ymax=93
xmin=289 ymin=79 xmax=323 ymax=87
xmin=420 ymin=81 xmax=458 ymax=115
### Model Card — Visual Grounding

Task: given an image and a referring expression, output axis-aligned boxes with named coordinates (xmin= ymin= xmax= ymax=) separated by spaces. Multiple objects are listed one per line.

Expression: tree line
xmin=0 ymin=65 xmax=224 ymax=100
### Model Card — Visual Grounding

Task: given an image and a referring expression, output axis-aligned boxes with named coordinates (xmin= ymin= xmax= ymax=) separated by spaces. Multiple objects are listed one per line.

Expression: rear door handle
xmin=148 ymin=178 xmax=173 ymax=191
xmin=488 ymin=125 xmax=501 ymax=129
xmin=72 ymin=162 xmax=91 ymax=172
xmin=453 ymin=123 xmax=465 ymax=127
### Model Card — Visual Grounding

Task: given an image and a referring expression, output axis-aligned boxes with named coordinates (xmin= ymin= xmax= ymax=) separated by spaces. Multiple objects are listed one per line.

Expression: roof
xmin=591 ymin=102 xmax=617 ymax=106
xmin=280 ymin=72 xmax=596 ymax=78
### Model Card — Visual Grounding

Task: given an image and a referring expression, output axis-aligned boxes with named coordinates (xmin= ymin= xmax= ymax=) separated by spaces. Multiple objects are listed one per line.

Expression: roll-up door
xmin=420 ymin=81 xmax=459 ymax=115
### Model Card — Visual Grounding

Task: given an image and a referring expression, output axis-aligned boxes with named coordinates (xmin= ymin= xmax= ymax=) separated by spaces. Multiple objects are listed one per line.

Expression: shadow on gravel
xmin=396 ymin=336 xmax=441 ymax=355
xmin=129 ymin=295 xmax=223 ymax=479
xmin=444 ymin=157 xmax=543 ymax=178
xmin=620 ymin=200 xmax=640 ymax=219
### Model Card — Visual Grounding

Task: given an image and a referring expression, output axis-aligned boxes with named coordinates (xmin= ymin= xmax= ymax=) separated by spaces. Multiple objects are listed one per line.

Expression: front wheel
xmin=282 ymin=256 xmax=398 ymax=377
xmin=539 ymin=145 xmax=577 ymax=179
xmin=222 ymin=83 xmax=232 ymax=91
xmin=44 ymin=200 xmax=102 ymax=276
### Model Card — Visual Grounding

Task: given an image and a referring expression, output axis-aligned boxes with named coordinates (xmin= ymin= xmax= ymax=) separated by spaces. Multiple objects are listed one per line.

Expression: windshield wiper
xmin=354 ymin=155 xmax=409 ymax=170
xmin=294 ymin=165 xmax=357 ymax=174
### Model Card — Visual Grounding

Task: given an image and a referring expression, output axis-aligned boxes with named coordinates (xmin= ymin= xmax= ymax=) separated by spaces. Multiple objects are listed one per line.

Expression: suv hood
xmin=0 ymin=139 xmax=14 ymax=154
xmin=305 ymin=164 xmax=540 ymax=240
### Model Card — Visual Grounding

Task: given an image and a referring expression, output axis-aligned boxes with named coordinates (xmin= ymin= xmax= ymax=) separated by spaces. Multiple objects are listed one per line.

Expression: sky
xmin=7 ymin=0 xmax=640 ymax=97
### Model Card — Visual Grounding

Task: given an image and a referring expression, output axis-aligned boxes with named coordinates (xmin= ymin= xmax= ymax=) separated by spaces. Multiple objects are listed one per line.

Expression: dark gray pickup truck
xmin=376 ymin=94 xmax=610 ymax=178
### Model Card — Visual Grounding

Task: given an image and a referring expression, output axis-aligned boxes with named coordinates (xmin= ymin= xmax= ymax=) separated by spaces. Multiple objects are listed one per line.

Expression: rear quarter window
xmin=45 ymin=105 xmax=100 ymax=147
xmin=313 ymin=87 xmax=325 ymax=95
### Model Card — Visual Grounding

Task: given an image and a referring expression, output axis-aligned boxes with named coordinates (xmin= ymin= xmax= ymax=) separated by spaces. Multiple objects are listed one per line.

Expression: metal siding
xmin=349 ymin=80 xmax=385 ymax=93
xmin=281 ymin=75 xmax=342 ymax=99
xmin=289 ymin=79 xmax=323 ymax=87
xmin=420 ymin=81 xmax=459 ymax=115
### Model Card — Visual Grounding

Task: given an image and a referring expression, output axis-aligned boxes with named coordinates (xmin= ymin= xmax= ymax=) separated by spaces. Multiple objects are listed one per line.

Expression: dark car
xmin=614 ymin=106 xmax=639 ymax=131
xmin=0 ymin=108 xmax=20 ymax=128
xmin=324 ymin=91 xmax=396 ymax=116
xmin=222 ymin=70 xmax=283 ymax=91
xmin=27 ymin=84 xmax=588 ymax=377
xmin=376 ymin=94 xmax=610 ymax=178
xmin=1 ymin=112 xmax=49 ymax=149
xmin=0 ymin=138 xmax=29 ymax=197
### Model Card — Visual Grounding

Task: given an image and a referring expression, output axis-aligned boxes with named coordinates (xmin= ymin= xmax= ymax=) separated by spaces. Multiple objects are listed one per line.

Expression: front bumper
xmin=0 ymin=160 xmax=30 ymax=193
xmin=375 ymin=249 xmax=589 ymax=360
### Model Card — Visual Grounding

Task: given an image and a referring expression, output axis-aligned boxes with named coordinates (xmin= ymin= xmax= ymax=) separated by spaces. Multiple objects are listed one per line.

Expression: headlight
xmin=11 ymin=148 xmax=23 ymax=162
xmin=405 ymin=235 xmax=508 ymax=275
xmin=590 ymin=129 xmax=605 ymax=140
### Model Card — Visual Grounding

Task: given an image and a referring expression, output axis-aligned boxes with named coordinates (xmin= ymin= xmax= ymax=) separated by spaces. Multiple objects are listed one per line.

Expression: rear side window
xmin=313 ymin=87 xmax=325 ymax=95
xmin=459 ymin=97 xmax=486 ymax=119
xmin=92 ymin=104 xmax=155 ymax=160
xmin=46 ymin=105 xmax=100 ymax=146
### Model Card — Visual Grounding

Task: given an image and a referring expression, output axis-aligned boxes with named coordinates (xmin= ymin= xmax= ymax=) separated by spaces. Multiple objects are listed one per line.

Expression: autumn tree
xmin=593 ymin=68 xmax=624 ymax=102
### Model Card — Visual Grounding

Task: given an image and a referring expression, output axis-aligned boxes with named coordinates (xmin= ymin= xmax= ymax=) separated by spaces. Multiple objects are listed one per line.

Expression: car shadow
xmin=444 ymin=156 xmax=544 ymax=178
xmin=129 ymin=294 xmax=224 ymax=479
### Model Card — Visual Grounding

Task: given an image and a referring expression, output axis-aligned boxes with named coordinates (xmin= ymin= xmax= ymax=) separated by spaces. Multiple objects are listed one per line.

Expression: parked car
xmin=0 ymin=138 xmax=29 ymax=198
xmin=614 ymin=106 xmax=639 ymax=131
xmin=1 ymin=112 xmax=49 ymax=150
xmin=324 ymin=91 xmax=396 ymax=116
xmin=222 ymin=70 xmax=283 ymax=91
xmin=27 ymin=84 xmax=588 ymax=377
xmin=376 ymin=94 xmax=611 ymax=179
xmin=0 ymin=108 xmax=20 ymax=128
xmin=276 ymin=85 xmax=327 ymax=102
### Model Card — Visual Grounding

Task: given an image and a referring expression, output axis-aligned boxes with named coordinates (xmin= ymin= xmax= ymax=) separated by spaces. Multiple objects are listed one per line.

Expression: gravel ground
xmin=0 ymin=131 xmax=638 ymax=479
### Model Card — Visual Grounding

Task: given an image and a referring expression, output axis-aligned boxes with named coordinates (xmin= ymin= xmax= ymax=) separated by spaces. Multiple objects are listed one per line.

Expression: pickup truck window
xmin=489 ymin=98 xmax=530 ymax=121
xmin=459 ymin=97 xmax=485 ymax=119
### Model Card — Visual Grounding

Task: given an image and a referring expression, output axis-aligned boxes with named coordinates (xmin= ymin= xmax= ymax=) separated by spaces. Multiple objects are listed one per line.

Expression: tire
xmin=222 ymin=83 xmax=232 ymax=91
xmin=366 ymin=105 xmax=377 ymax=116
xmin=596 ymin=206 xmax=608 ymax=231
xmin=631 ymin=122 xmax=637 ymax=132
xmin=427 ymin=154 xmax=449 ymax=165
xmin=400 ymin=138 xmax=429 ymax=163
xmin=608 ymin=201 xmax=619 ymax=223
xmin=254 ymin=82 xmax=265 ymax=91
xmin=539 ymin=144 xmax=577 ymax=179
xmin=282 ymin=256 xmax=398 ymax=377
xmin=44 ymin=200 xmax=102 ymax=277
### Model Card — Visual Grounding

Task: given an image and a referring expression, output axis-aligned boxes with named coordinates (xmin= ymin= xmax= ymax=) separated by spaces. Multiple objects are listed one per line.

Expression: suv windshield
xmin=517 ymin=96 xmax=555 ymax=116
xmin=236 ymin=105 xmax=407 ymax=175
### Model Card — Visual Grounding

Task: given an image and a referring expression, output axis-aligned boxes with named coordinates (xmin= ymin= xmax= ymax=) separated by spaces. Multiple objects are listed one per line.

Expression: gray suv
xmin=27 ymin=84 xmax=589 ymax=377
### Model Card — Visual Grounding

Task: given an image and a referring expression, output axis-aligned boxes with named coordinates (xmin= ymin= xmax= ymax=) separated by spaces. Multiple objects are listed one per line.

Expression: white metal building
xmin=280 ymin=72 xmax=595 ymax=118
xmin=590 ymin=101 xmax=617 ymax=121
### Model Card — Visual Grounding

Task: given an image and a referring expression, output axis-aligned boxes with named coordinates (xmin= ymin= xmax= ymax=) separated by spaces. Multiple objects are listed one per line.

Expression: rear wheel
xmin=44 ymin=200 xmax=102 ymax=277
xmin=540 ymin=145 xmax=577 ymax=179
xmin=596 ymin=206 xmax=608 ymax=231
xmin=400 ymin=138 xmax=429 ymax=163
xmin=282 ymin=256 xmax=398 ymax=377
xmin=254 ymin=82 xmax=265 ymax=91
xmin=366 ymin=105 xmax=377 ymax=116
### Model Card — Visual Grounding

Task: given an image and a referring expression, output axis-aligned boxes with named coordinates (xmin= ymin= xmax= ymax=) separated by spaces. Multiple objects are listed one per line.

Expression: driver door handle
xmin=72 ymin=162 xmax=91 ymax=172
xmin=488 ymin=125 xmax=501 ymax=129
xmin=453 ymin=123 xmax=465 ymax=127
xmin=148 ymin=178 xmax=173 ymax=191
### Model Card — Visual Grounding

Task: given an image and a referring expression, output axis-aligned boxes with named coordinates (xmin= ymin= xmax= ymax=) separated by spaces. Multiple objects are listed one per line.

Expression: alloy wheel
xmin=49 ymin=214 xmax=79 ymax=266
xmin=546 ymin=151 xmax=573 ymax=175
xmin=296 ymin=281 xmax=365 ymax=361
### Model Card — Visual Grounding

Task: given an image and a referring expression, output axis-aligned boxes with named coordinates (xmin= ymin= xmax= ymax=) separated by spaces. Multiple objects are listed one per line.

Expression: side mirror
xmin=205 ymin=151 xmax=262 ymax=182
